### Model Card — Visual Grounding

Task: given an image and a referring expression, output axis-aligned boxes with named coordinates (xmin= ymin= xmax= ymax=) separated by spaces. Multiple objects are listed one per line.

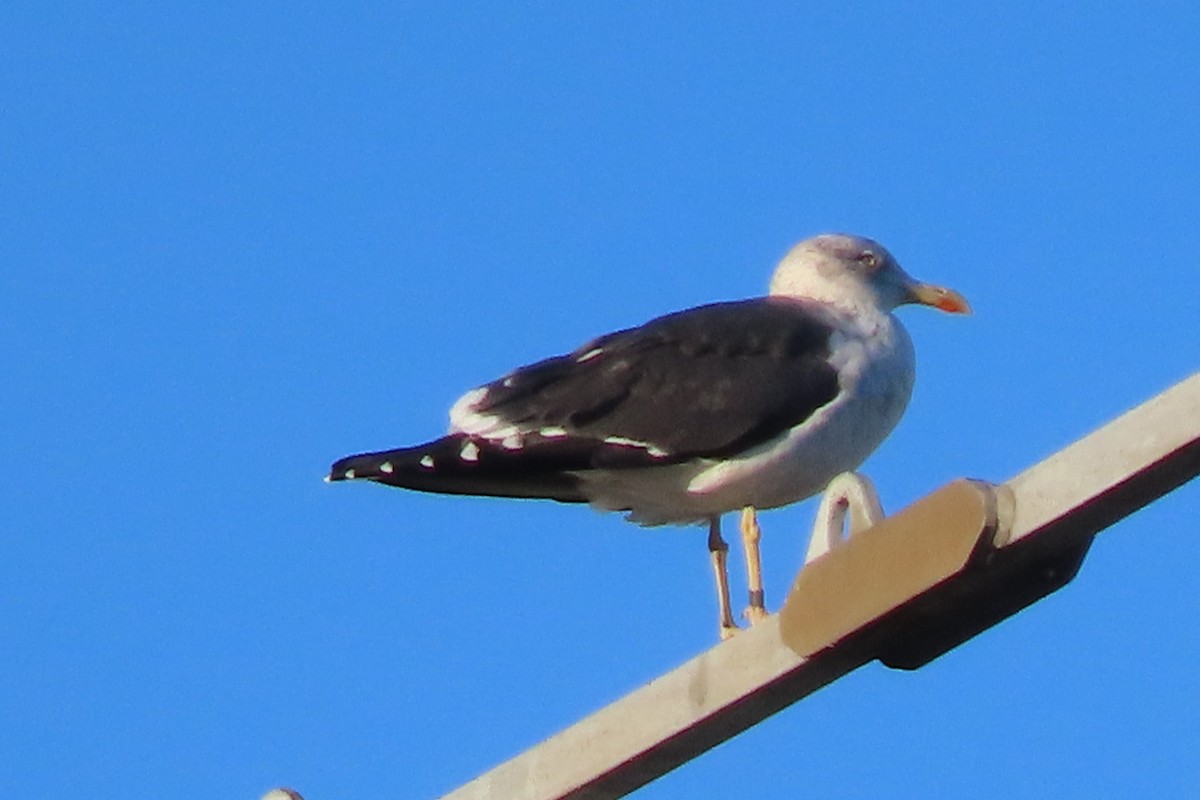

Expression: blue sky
xmin=3 ymin=3 xmax=1198 ymax=798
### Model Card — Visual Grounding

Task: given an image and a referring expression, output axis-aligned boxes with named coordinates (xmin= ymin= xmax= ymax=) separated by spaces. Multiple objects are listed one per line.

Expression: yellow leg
xmin=740 ymin=506 xmax=769 ymax=624
xmin=708 ymin=517 xmax=738 ymax=640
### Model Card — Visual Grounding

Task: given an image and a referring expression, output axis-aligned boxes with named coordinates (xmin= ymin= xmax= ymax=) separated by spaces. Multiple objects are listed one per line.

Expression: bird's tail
xmin=326 ymin=434 xmax=588 ymax=503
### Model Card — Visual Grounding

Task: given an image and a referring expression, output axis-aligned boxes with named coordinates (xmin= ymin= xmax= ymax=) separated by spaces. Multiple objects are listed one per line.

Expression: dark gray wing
xmin=328 ymin=297 xmax=842 ymax=500
xmin=468 ymin=297 xmax=841 ymax=459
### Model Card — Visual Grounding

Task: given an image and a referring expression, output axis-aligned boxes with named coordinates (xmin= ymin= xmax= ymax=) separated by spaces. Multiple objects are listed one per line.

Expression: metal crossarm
xmin=440 ymin=372 xmax=1200 ymax=800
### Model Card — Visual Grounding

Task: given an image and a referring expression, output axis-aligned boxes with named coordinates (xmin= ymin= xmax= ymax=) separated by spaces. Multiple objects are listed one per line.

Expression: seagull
xmin=327 ymin=234 xmax=970 ymax=639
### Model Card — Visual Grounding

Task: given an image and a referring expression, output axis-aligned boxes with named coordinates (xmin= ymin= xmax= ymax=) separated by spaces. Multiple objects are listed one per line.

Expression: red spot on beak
xmin=912 ymin=283 xmax=972 ymax=315
xmin=937 ymin=294 xmax=971 ymax=314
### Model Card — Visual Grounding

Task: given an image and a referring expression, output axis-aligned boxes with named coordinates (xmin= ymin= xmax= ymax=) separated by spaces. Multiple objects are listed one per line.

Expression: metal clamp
xmin=780 ymin=476 xmax=1092 ymax=669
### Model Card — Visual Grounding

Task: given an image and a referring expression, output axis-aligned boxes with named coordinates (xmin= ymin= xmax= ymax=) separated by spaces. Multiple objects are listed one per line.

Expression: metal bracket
xmin=805 ymin=472 xmax=886 ymax=564
xmin=780 ymin=477 xmax=1093 ymax=670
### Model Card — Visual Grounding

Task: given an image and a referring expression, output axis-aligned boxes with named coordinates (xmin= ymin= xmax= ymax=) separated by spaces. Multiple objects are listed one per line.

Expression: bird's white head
xmin=769 ymin=233 xmax=970 ymax=316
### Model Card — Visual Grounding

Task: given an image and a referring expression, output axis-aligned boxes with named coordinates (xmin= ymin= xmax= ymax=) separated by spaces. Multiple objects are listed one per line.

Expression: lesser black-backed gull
xmin=328 ymin=234 xmax=970 ymax=639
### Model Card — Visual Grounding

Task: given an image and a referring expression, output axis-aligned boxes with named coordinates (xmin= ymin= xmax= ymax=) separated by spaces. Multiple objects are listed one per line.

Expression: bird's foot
xmin=739 ymin=507 xmax=770 ymax=626
xmin=742 ymin=608 xmax=770 ymax=625
xmin=743 ymin=589 xmax=770 ymax=625
xmin=709 ymin=517 xmax=740 ymax=641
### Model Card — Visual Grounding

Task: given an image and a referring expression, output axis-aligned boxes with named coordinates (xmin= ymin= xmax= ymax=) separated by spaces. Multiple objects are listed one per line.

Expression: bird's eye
xmin=857 ymin=250 xmax=879 ymax=270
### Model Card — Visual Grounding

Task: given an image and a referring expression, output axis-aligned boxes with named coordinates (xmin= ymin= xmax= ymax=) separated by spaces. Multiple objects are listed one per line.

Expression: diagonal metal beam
xmin=440 ymin=372 xmax=1200 ymax=800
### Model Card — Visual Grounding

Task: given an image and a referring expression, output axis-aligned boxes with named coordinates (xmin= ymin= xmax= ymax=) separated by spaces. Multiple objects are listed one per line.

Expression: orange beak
xmin=908 ymin=282 xmax=972 ymax=314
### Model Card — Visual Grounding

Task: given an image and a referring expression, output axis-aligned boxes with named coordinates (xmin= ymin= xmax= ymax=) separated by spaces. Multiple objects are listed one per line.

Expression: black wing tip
xmin=327 ymin=451 xmax=399 ymax=483
xmin=324 ymin=436 xmax=593 ymax=503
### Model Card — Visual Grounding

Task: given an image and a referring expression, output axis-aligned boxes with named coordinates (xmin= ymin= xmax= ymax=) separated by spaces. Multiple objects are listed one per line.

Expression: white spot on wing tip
xmin=419 ymin=455 xmax=435 ymax=469
xmin=501 ymin=434 xmax=523 ymax=450
xmin=460 ymin=440 xmax=481 ymax=462
xmin=344 ymin=468 xmax=357 ymax=479
xmin=539 ymin=426 xmax=568 ymax=438
xmin=379 ymin=461 xmax=394 ymax=474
